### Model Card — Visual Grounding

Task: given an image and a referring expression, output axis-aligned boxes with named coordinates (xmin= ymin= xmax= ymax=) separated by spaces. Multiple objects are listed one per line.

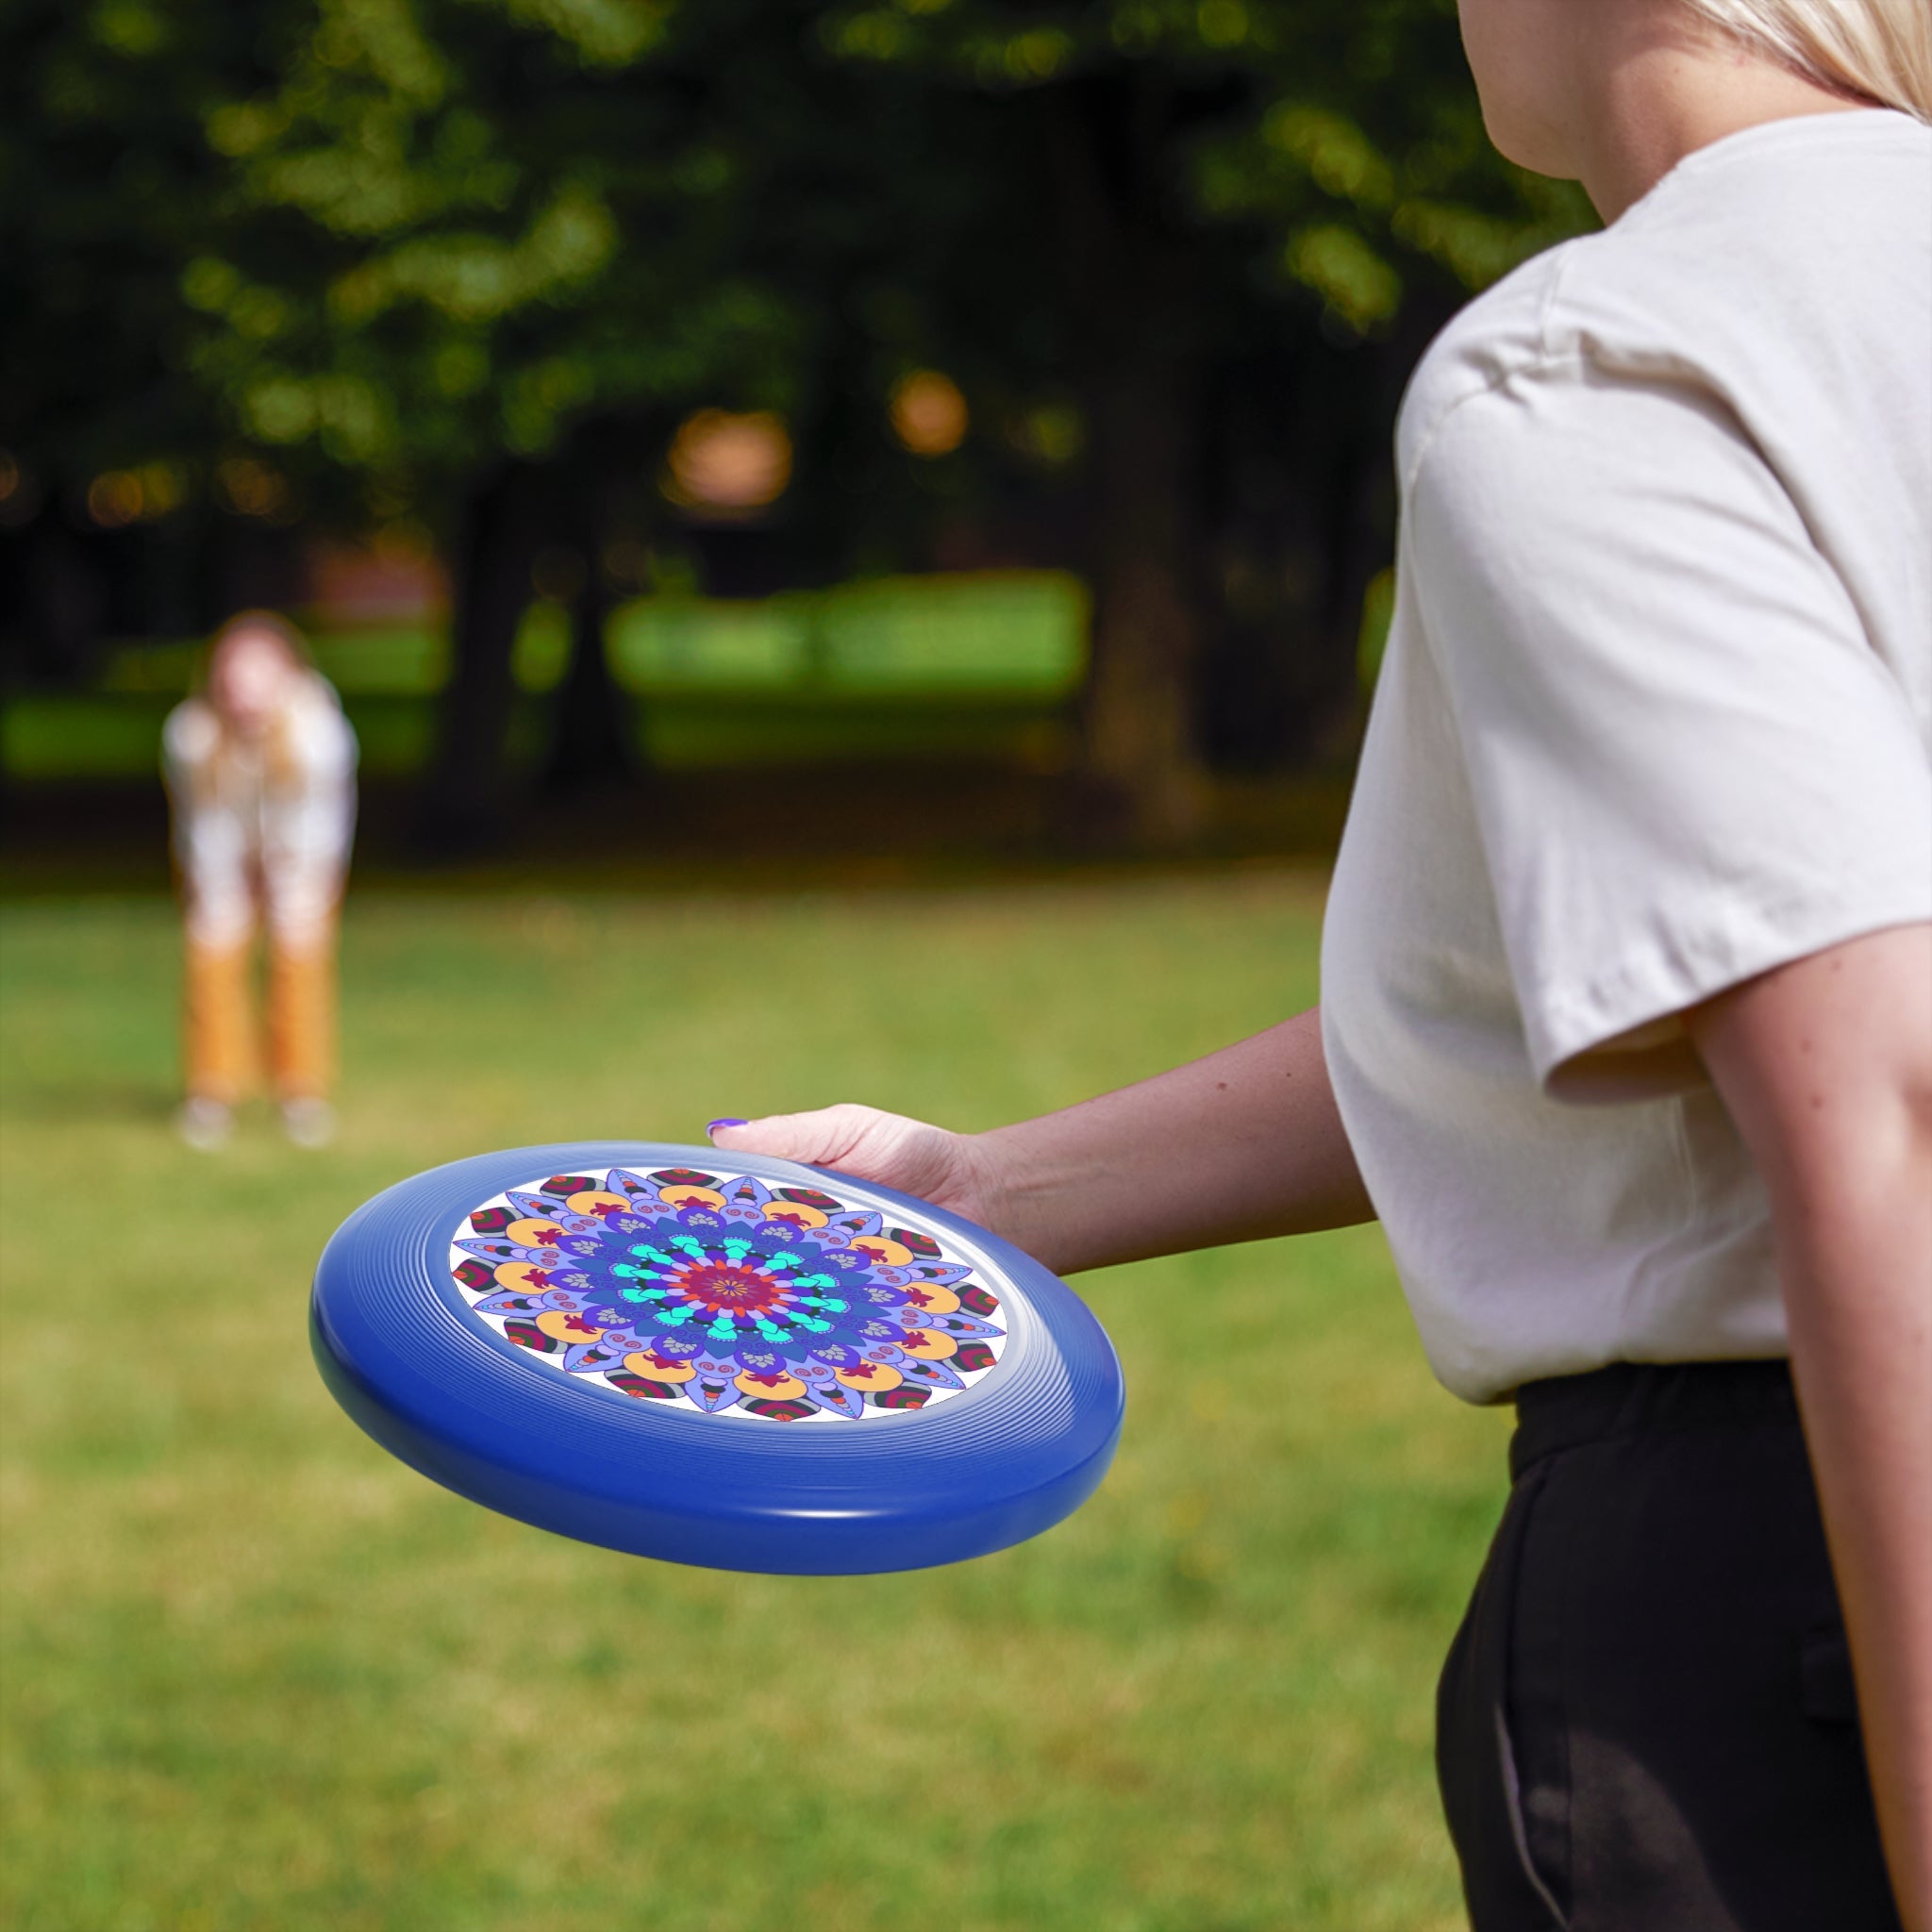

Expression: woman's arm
xmin=710 ymin=1005 xmax=1374 ymax=1276
xmin=1689 ymin=923 xmax=1932 ymax=1932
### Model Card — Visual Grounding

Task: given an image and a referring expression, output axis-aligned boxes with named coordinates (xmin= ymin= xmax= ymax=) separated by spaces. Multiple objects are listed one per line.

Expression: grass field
xmin=0 ymin=874 xmax=1507 ymax=1931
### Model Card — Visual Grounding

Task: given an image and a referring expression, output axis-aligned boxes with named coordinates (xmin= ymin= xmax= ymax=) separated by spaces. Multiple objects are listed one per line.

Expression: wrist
xmin=961 ymin=1124 xmax=1091 ymax=1274
xmin=958 ymin=1127 xmax=1040 ymax=1257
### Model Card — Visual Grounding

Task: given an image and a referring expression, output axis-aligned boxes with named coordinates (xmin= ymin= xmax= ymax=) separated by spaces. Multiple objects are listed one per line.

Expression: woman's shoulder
xmin=162 ymin=696 xmax=221 ymax=768
xmin=291 ymin=667 xmax=345 ymax=716
xmin=1395 ymin=242 xmax=1583 ymax=484
xmin=283 ymin=673 xmax=358 ymax=768
xmin=1399 ymin=110 xmax=1931 ymax=490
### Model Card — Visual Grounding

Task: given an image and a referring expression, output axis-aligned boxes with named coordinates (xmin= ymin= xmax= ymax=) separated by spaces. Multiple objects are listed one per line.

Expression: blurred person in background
xmin=163 ymin=611 xmax=358 ymax=1151
xmin=709 ymin=0 xmax=1932 ymax=1926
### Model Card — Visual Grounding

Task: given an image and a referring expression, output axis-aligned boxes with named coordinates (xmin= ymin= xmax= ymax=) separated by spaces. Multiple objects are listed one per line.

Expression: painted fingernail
xmin=707 ymin=1118 xmax=748 ymax=1136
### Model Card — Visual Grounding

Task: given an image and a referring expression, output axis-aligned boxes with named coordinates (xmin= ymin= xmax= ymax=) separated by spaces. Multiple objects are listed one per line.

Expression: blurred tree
xmin=148 ymin=0 xmax=979 ymax=843
xmin=0 ymin=0 xmax=306 ymax=681
xmin=165 ymin=0 xmax=808 ymax=843
xmin=5 ymin=0 xmax=1591 ymax=842
xmin=807 ymin=0 xmax=1591 ymax=835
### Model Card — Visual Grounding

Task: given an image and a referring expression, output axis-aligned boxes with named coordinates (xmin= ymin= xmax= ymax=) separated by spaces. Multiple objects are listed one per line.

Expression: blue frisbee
xmin=310 ymin=1142 xmax=1124 ymax=1574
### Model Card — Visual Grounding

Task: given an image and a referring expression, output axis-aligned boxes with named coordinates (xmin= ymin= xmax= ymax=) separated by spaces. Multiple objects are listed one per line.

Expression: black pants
xmin=1436 ymin=1360 xmax=1900 ymax=1932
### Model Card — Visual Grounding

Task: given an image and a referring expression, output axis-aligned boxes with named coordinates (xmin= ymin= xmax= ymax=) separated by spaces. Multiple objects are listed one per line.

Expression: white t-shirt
xmin=1322 ymin=109 xmax=1932 ymax=1405
xmin=163 ymin=671 xmax=358 ymax=950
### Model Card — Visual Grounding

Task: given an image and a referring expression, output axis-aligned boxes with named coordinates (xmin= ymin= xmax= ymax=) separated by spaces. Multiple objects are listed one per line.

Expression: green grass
xmin=0 ymin=875 xmax=1506 ymax=1931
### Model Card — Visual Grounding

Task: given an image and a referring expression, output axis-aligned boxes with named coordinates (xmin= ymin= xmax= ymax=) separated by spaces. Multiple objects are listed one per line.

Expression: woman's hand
xmin=709 ymin=1106 xmax=1009 ymax=1232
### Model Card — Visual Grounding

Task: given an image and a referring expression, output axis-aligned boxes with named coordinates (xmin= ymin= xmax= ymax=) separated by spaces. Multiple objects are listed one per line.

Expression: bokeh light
xmin=84 ymin=463 xmax=185 ymax=527
xmin=890 ymin=370 xmax=969 ymax=458
xmin=213 ymin=456 xmax=291 ymax=521
xmin=662 ymin=409 xmax=792 ymax=513
xmin=86 ymin=471 xmax=146 ymax=528
xmin=1008 ymin=401 xmax=1085 ymax=468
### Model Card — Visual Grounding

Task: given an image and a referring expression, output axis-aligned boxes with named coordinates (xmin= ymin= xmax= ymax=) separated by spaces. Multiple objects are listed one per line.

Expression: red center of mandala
xmin=676 ymin=1263 xmax=784 ymax=1314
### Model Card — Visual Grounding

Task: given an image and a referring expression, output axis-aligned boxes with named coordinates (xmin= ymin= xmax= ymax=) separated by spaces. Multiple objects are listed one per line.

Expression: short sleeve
xmin=1408 ymin=364 xmax=1932 ymax=1096
xmin=161 ymin=698 xmax=218 ymax=783
xmin=288 ymin=675 xmax=358 ymax=780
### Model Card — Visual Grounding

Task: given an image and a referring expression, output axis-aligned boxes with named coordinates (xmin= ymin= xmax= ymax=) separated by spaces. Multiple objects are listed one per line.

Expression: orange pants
xmin=184 ymin=923 xmax=337 ymax=1104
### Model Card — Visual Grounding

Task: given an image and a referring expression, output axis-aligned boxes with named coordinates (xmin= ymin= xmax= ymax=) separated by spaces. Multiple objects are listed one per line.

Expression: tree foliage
xmin=4 ymin=0 xmax=1593 ymax=836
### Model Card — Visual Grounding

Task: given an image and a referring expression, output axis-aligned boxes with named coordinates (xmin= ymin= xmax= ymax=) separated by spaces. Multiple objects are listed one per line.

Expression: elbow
xmin=1768 ymin=1066 xmax=1932 ymax=1271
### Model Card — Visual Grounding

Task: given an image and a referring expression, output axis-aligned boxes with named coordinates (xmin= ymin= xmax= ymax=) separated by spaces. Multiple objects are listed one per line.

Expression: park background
xmin=2 ymin=3 xmax=1592 ymax=1925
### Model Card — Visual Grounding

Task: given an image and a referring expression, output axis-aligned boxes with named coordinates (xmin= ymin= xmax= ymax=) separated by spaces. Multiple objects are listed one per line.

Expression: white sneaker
xmin=175 ymin=1096 xmax=233 ymax=1151
xmin=280 ymin=1096 xmax=337 ymax=1149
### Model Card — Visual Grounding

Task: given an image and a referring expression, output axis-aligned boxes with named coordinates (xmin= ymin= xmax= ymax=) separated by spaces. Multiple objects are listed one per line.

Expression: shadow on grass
xmin=1 ymin=765 xmax=1357 ymax=899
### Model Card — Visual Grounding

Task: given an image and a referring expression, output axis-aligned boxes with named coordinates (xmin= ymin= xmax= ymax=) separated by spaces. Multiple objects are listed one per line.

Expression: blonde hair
xmin=1682 ymin=0 xmax=1932 ymax=120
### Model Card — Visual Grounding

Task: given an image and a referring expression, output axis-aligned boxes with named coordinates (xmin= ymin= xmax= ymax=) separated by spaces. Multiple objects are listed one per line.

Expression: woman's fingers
xmin=708 ymin=1106 xmax=876 ymax=1167
xmin=707 ymin=1104 xmax=974 ymax=1209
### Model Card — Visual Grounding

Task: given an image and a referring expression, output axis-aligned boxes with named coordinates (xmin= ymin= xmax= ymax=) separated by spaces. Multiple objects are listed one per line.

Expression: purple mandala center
xmin=675 ymin=1261 xmax=784 ymax=1314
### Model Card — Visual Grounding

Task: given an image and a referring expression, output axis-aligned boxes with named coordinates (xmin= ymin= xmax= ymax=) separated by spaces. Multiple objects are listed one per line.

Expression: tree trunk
xmin=1045 ymin=75 xmax=1210 ymax=847
xmin=541 ymin=554 xmax=634 ymax=798
xmin=541 ymin=418 xmax=658 ymax=800
xmin=13 ymin=508 xmax=107 ymax=687
xmin=1301 ymin=292 xmax=1459 ymax=757
xmin=417 ymin=460 xmax=542 ymax=857
xmin=1080 ymin=360 xmax=1205 ymax=844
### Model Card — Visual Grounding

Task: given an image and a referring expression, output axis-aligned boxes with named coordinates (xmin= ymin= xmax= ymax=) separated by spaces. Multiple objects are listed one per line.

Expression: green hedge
xmin=5 ymin=573 xmax=1087 ymax=779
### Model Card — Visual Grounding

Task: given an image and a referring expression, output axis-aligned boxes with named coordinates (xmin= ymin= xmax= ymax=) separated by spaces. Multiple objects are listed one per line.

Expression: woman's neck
xmin=1574 ymin=16 xmax=1875 ymax=223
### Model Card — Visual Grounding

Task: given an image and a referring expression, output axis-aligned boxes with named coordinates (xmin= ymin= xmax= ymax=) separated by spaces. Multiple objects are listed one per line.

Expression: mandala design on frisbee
xmin=448 ymin=1167 xmax=1008 ymax=1422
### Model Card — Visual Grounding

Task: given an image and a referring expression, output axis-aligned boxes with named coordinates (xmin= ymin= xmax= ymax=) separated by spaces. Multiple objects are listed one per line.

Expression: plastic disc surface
xmin=310 ymin=1142 xmax=1124 ymax=1574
